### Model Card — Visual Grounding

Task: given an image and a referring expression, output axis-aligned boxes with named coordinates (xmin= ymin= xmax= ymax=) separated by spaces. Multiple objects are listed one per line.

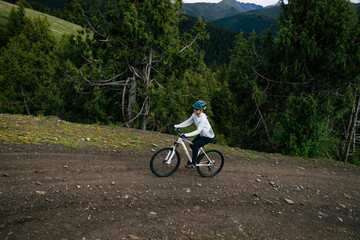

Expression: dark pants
xmin=190 ymin=135 xmax=214 ymax=164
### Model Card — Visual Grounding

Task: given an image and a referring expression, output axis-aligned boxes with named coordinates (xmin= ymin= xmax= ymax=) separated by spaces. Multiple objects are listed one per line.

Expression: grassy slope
xmin=0 ymin=113 xmax=271 ymax=160
xmin=0 ymin=113 xmax=356 ymax=169
xmin=0 ymin=0 xmax=82 ymax=40
xmin=0 ymin=113 xmax=172 ymax=152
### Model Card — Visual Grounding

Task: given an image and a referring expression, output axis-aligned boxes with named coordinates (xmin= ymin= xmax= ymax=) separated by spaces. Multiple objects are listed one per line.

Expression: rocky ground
xmin=0 ymin=143 xmax=359 ymax=240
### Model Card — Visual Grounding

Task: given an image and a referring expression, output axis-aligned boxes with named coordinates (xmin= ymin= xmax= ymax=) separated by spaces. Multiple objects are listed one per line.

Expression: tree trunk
xmin=343 ymin=95 xmax=360 ymax=162
xmin=142 ymin=98 xmax=150 ymax=130
xmin=122 ymin=78 xmax=131 ymax=123
xmin=127 ymin=76 xmax=137 ymax=127
xmin=255 ymin=99 xmax=273 ymax=146
xmin=20 ymin=85 xmax=30 ymax=115
xmin=141 ymin=48 xmax=153 ymax=130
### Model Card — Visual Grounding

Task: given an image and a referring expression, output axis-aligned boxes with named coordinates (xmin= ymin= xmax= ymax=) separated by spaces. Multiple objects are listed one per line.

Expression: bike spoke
xmin=196 ymin=150 xmax=224 ymax=177
xmin=150 ymin=147 xmax=180 ymax=177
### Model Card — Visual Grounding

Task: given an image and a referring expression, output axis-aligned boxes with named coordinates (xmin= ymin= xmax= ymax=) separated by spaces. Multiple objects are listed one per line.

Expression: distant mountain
xmin=264 ymin=1 xmax=281 ymax=8
xmin=180 ymin=0 xmax=263 ymax=22
xmin=212 ymin=2 xmax=359 ymax=34
xmin=180 ymin=0 xmax=280 ymax=34
xmin=179 ymin=15 xmax=239 ymax=65
xmin=213 ymin=6 xmax=281 ymax=34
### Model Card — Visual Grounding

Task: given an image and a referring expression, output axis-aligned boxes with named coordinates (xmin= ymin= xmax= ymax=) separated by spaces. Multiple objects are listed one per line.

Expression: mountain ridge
xmin=213 ymin=6 xmax=281 ymax=34
xmin=180 ymin=0 xmax=263 ymax=21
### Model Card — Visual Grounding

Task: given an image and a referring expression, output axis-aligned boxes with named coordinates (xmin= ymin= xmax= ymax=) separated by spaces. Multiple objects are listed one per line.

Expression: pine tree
xmin=0 ymin=0 xmax=30 ymax=46
xmin=274 ymin=0 xmax=358 ymax=157
xmin=225 ymin=0 xmax=359 ymax=159
xmin=0 ymin=16 xmax=57 ymax=115
xmin=71 ymin=0 xmax=207 ymax=129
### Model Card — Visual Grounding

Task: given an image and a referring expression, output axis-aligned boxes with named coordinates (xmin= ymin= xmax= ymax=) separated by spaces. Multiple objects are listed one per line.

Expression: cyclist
xmin=174 ymin=100 xmax=215 ymax=168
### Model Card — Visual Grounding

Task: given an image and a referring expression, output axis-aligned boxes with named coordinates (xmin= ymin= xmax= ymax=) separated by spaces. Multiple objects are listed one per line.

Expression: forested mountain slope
xmin=1 ymin=0 xmax=238 ymax=65
xmin=180 ymin=0 xmax=263 ymax=21
xmin=213 ymin=6 xmax=281 ymax=34
xmin=180 ymin=15 xmax=239 ymax=65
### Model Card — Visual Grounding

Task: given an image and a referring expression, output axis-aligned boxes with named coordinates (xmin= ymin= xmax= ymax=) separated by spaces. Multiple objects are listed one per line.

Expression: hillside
xmin=180 ymin=15 xmax=239 ymax=65
xmin=0 ymin=0 xmax=82 ymax=40
xmin=213 ymin=6 xmax=281 ymax=34
xmin=1 ymin=0 xmax=236 ymax=65
xmin=180 ymin=0 xmax=263 ymax=22
xmin=1 ymin=114 xmax=360 ymax=239
xmin=3 ymin=0 xmax=264 ymax=21
xmin=212 ymin=3 xmax=359 ymax=34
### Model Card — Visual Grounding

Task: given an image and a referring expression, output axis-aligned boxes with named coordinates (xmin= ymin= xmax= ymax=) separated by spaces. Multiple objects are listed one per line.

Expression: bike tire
xmin=150 ymin=147 xmax=181 ymax=177
xmin=196 ymin=149 xmax=224 ymax=178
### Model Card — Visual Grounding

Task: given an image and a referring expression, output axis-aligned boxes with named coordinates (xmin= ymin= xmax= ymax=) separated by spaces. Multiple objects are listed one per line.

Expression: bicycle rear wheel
xmin=196 ymin=149 xmax=224 ymax=177
xmin=150 ymin=147 xmax=180 ymax=177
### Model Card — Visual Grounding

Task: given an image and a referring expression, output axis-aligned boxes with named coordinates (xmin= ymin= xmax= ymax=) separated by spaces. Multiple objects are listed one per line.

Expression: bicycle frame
xmin=165 ymin=135 xmax=213 ymax=166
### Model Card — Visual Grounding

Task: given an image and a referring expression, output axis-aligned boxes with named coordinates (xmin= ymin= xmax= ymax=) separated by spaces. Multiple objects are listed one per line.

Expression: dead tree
xmin=343 ymin=94 xmax=360 ymax=162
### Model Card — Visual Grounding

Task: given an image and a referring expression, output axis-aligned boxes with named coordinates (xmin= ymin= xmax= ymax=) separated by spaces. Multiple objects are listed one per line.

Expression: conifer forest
xmin=1 ymin=0 xmax=360 ymax=164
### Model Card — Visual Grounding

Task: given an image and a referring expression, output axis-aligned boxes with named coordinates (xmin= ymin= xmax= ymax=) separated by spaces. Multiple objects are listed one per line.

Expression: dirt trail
xmin=0 ymin=144 xmax=359 ymax=240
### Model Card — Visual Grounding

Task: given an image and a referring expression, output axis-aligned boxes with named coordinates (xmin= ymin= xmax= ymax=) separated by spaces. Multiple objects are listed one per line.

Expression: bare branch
xmin=150 ymin=79 xmax=165 ymax=89
xmin=179 ymin=34 xmax=199 ymax=53
xmin=86 ymin=19 xmax=108 ymax=40
xmin=170 ymin=92 xmax=194 ymax=97
xmin=252 ymin=42 xmax=261 ymax=60
xmin=254 ymin=99 xmax=273 ymax=146
xmin=251 ymin=65 xmax=312 ymax=85
xmin=74 ymin=0 xmax=108 ymax=40
xmin=81 ymin=55 xmax=103 ymax=65
xmin=80 ymin=70 xmax=128 ymax=86
xmin=122 ymin=97 xmax=150 ymax=126
xmin=148 ymin=65 xmax=169 ymax=90
xmin=129 ymin=66 xmax=143 ymax=80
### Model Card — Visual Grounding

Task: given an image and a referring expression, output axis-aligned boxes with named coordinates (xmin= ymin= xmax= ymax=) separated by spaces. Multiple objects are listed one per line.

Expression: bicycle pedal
xmin=185 ymin=163 xmax=195 ymax=169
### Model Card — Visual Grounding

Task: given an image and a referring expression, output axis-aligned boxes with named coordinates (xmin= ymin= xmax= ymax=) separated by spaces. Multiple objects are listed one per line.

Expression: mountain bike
xmin=150 ymin=128 xmax=224 ymax=177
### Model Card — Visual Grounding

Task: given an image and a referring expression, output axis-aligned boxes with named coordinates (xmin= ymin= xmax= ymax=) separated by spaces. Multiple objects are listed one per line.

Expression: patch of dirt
xmin=0 ymin=143 xmax=359 ymax=240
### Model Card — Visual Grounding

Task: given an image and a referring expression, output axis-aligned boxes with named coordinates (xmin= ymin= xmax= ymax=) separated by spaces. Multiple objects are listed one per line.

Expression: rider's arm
xmin=184 ymin=114 xmax=214 ymax=138
xmin=184 ymin=126 xmax=203 ymax=137
xmin=174 ymin=114 xmax=194 ymax=129
xmin=184 ymin=116 xmax=206 ymax=137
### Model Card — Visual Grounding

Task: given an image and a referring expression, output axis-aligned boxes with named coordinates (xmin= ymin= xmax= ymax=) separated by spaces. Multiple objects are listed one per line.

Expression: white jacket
xmin=175 ymin=113 xmax=215 ymax=138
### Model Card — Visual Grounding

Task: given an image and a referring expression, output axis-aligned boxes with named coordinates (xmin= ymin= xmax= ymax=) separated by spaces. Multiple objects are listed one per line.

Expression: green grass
xmin=0 ymin=114 xmax=242 ymax=157
xmin=0 ymin=114 xmax=176 ymax=151
xmin=1 ymin=113 xmax=358 ymax=170
xmin=0 ymin=0 xmax=82 ymax=40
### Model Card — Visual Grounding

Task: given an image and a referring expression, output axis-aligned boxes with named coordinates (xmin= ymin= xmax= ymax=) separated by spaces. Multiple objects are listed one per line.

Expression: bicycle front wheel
xmin=150 ymin=147 xmax=181 ymax=177
xmin=196 ymin=149 xmax=224 ymax=177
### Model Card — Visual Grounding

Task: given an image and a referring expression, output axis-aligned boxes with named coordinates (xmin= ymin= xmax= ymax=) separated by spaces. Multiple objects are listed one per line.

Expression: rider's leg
xmin=184 ymin=136 xmax=200 ymax=168
xmin=190 ymin=136 xmax=213 ymax=165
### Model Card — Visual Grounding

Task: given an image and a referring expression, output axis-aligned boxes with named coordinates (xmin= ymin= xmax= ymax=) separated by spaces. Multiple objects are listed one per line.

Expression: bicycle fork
xmin=165 ymin=138 xmax=192 ymax=164
xmin=164 ymin=146 xmax=176 ymax=165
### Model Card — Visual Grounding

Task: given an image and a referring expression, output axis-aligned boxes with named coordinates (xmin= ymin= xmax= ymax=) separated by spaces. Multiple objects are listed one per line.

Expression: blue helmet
xmin=193 ymin=100 xmax=207 ymax=110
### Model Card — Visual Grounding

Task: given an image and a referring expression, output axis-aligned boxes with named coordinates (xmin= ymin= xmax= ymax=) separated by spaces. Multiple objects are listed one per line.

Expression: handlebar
xmin=174 ymin=127 xmax=185 ymax=135
xmin=174 ymin=128 xmax=192 ymax=144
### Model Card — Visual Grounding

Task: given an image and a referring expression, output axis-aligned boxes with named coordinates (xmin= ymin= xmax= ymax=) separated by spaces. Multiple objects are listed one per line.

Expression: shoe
xmin=185 ymin=161 xmax=195 ymax=169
